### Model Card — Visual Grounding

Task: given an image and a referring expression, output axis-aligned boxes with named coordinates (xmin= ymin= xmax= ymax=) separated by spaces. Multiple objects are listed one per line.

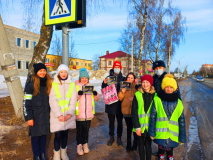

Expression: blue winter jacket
xmin=148 ymin=98 xmax=186 ymax=148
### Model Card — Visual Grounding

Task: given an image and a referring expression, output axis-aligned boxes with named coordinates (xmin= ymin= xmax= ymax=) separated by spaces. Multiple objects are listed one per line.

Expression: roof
xmin=4 ymin=24 xmax=40 ymax=37
xmin=100 ymin=51 xmax=131 ymax=59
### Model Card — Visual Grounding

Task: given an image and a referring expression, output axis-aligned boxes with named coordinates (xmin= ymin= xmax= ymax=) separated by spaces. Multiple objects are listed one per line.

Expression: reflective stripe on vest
xmin=52 ymin=82 xmax=75 ymax=113
xmin=75 ymin=85 xmax=95 ymax=115
xmin=132 ymin=91 xmax=153 ymax=133
xmin=154 ymin=96 xmax=183 ymax=143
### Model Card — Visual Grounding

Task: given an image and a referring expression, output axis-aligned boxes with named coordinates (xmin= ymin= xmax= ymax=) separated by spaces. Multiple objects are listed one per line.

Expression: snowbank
xmin=0 ymin=70 xmax=108 ymax=98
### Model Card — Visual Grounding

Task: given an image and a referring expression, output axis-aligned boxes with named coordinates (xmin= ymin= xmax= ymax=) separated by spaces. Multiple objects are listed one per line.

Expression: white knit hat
xmin=57 ymin=64 xmax=69 ymax=75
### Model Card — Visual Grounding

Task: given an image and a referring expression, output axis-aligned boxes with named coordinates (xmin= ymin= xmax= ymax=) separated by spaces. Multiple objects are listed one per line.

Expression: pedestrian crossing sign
xmin=45 ymin=0 xmax=77 ymax=25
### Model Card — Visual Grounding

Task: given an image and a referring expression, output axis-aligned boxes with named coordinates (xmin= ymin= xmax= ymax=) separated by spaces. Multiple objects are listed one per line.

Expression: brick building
xmin=99 ymin=51 xmax=153 ymax=75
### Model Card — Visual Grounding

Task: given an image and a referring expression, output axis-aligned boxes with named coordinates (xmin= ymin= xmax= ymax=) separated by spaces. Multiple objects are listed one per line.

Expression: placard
xmin=101 ymin=84 xmax=118 ymax=105
xmin=107 ymin=76 xmax=117 ymax=85
xmin=120 ymin=81 xmax=131 ymax=90
xmin=82 ymin=86 xmax=94 ymax=94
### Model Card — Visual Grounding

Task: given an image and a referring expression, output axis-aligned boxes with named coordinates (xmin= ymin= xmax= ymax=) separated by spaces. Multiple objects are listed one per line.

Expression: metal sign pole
xmin=62 ymin=25 xmax=69 ymax=66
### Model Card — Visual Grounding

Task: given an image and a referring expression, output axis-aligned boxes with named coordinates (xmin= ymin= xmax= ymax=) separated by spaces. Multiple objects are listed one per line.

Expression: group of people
xmin=23 ymin=60 xmax=186 ymax=160
xmin=23 ymin=63 xmax=100 ymax=160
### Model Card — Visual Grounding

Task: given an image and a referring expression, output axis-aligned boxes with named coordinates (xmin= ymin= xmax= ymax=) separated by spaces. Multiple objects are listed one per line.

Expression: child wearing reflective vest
xmin=49 ymin=64 xmax=77 ymax=160
xmin=148 ymin=74 xmax=186 ymax=160
xmin=75 ymin=68 xmax=100 ymax=156
xmin=131 ymin=75 xmax=156 ymax=160
xmin=23 ymin=63 xmax=52 ymax=160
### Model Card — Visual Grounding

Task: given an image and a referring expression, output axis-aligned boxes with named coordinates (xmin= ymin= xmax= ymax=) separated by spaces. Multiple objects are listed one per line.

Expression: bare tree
xmin=133 ymin=0 xmax=149 ymax=73
xmin=92 ymin=53 xmax=102 ymax=70
xmin=69 ymin=35 xmax=78 ymax=58
xmin=163 ymin=9 xmax=187 ymax=72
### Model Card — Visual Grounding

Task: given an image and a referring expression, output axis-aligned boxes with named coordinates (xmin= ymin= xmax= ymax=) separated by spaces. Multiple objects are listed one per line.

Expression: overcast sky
xmin=2 ymin=0 xmax=213 ymax=74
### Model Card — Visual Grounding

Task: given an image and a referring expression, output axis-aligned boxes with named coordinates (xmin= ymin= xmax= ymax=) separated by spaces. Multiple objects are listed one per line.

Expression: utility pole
xmin=131 ymin=35 xmax=133 ymax=72
xmin=62 ymin=25 xmax=69 ymax=66
xmin=0 ymin=15 xmax=24 ymax=118
xmin=178 ymin=60 xmax=180 ymax=79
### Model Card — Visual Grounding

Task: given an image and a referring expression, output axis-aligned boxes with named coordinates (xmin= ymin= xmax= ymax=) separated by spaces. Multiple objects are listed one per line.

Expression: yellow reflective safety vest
xmin=75 ymin=85 xmax=95 ymax=115
xmin=154 ymin=96 xmax=183 ymax=143
xmin=52 ymin=82 xmax=75 ymax=113
xmin=133 ymin=91 xmax=153 ymax=133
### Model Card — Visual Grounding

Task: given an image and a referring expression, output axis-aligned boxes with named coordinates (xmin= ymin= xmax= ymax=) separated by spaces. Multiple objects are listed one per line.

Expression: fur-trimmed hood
xmin=137 ymin=86 xmax=156 ymax=94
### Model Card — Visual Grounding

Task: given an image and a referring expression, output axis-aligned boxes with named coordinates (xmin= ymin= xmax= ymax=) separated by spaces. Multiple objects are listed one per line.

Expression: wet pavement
xmin=187 ymin=78 xmax=213 ymax=160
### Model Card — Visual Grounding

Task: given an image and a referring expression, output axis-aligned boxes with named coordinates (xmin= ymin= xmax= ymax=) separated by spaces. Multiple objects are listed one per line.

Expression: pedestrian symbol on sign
xmin=51 ymin=0 xmax=70 ymax=17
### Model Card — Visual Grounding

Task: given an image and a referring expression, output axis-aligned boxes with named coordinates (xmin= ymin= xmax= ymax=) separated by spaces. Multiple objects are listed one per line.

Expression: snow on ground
xmin=0 ymin=70 xmax=107 ymax=98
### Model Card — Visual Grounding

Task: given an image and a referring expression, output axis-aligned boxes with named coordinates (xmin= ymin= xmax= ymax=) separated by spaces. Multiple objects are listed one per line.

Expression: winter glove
xmin=78 ymin=90 xmax=83 ymax=95
xmin=93 ymin=91 xmax=97 ymax=95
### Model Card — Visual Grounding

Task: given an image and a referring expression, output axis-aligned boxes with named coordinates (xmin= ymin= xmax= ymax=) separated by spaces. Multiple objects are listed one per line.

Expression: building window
xmin=17 ymin=38 xmax=21 ymax=46
xmin=88 ymin=63 xmax=91 ymax=67
xmin=17 ymin=60 xmax=22 ymax=69
xmin=26 ymin=61 xmax=29 ymax=69
xmin=108 ymin=61 xmax=112 ymax=65
xmin=45 ymin=58 xmax=50 ymax=63
xmin=85 ymin=63 xmax=87 ymax=66
xmin=76 ymin=62 xmax=79 ymax=66
xmin=53 ymin=59 xmax=56 ymax=63
xmin=71 ymin=61 xmax=74 ymax=65
xmin=81 ymin=62 xmax=83 ymax=66
xmin=33 ymin=41 xmax=36 ymax=49
xmin=26 ymin=40 xmax=29 ymax=48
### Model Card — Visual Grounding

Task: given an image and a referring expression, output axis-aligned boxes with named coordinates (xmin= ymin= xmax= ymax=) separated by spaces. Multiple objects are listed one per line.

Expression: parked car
xmin=196 ymin=77 xmax=205 ymax=82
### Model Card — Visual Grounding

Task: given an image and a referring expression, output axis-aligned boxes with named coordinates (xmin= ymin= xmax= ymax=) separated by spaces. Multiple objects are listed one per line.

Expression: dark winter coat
xmin=23 ymin=77 xmax=50 ymax=137
xmin=153 ymin=71 xmax=181 ymax=99
xmin=148 ymin=90 xmax=186 ymax=148
xmin=131 ymin=86 xmax=155 ymax=137
xmin=101 ymin=71 xmax=125 ymax=114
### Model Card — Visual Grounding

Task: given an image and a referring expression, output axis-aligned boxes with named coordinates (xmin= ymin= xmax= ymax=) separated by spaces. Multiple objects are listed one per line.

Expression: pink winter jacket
xmin=75 ymin=80 xmax=100 ymax=121
xmin=49 ymin=75 xmax=77 ymax=133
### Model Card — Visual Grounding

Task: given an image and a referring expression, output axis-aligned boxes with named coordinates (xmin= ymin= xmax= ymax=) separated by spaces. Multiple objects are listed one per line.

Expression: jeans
xmin=31 ymin=135 xmax=46 ymax=158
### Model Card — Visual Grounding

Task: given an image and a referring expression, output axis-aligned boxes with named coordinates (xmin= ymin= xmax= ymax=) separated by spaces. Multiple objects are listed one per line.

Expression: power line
xmin=75 ymin=39 xmax=118 ymax=45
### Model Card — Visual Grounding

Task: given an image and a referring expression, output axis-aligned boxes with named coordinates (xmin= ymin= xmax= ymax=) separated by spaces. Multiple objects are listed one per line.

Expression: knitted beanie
xmin=161 ymin=74 xmax=177 ymax=91
xmin=141 ymin=75 xmax=154 ymax=86
xmin=79 ymin=68 xmax=89 ymax=80
xmin=33 ymin=63 xmax=46 ymax=74
xmin=57 ymin=64 xmax=69 ymax=75
xmin=152 ymin=60 xmax=166 ymax=70
xmin=113 ymin=61 xmax=122 ymax=70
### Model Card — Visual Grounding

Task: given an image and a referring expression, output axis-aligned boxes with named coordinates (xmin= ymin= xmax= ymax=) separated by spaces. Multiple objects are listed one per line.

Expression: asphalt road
xmin=182 ymin=78 xmax=213 ymax=160
xmin=202 ymin=78 xmax=213 ymax=89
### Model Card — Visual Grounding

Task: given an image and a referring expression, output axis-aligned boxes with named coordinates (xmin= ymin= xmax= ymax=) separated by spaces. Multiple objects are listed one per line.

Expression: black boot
xmin=33 ymin=156 xmax=41 ymax=160
xmin=107 ymin=136 xmax=114 ymax=146
xmin=40 ymin=153 xmax=46 ymax=160
xmin=126 ymin=139 xmax=132 ymax=151
xmin=117 ymin=137 xmax=123 ymax=146
xmin=131 ymin=132 xmax=138 ymax=151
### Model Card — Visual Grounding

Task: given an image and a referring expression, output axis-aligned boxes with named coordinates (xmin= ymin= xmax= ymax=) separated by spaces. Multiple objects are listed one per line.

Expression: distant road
xmin=200 ymin=78 xmax=213 ymax=88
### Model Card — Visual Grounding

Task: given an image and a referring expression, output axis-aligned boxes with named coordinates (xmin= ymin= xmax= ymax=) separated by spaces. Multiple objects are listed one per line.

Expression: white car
xmin=196 ymin=77 xmax=205 ymax=82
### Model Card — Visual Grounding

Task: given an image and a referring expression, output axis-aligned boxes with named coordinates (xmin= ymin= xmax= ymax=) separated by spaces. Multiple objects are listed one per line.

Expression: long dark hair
xmin=125 ymin=72 xmax=136 ymax=81
xmin=31 ymin=73 xmax=52 ymax=96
